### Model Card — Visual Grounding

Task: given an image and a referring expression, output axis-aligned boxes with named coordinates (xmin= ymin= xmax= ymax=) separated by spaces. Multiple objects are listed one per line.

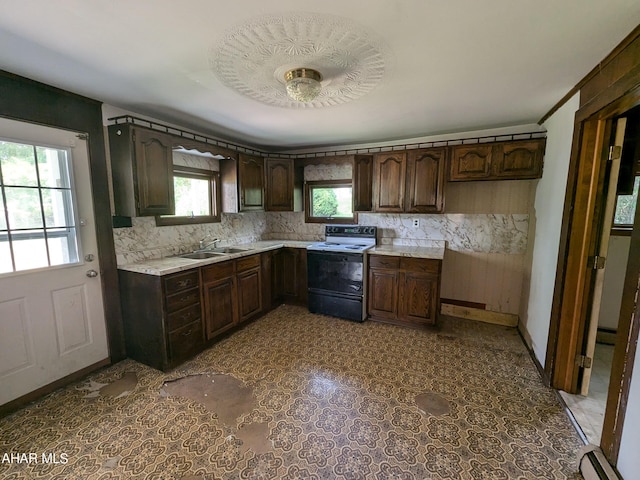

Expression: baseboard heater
xmin=579 ymin=446 xmax=620 ymax=480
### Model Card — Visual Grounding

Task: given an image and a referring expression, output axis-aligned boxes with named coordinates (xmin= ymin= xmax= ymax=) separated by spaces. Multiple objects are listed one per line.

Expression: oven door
xmin=307 ymin=250 xmax=364 ymax=296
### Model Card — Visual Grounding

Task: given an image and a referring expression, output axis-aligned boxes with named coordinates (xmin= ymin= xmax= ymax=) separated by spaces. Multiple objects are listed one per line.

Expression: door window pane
xmin=36 ymin=147 xmax=71 ymax=188
xmin=0 ymin=139 xmax=79 ymax=274
xmin=12 ymin=235 xmax=49 ymax=271
xmin=0 ymin=193 xmax=6 ymax=231
xmin=42 ymin=189 xmax=74 ymax=228
xmin=0 ymin=240 xmax=11 ymax=273
xmin=0 ymin=141 xmax=38 ymax=186
xmin=48 ymin=229 xmax=79 ymax=266
xmin=4 ymin=187 xmax=44 ymax=229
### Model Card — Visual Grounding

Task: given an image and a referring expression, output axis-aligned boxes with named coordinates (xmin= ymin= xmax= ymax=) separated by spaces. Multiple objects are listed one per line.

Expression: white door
xmin=0 ymin=117 xmax=109 ymax=406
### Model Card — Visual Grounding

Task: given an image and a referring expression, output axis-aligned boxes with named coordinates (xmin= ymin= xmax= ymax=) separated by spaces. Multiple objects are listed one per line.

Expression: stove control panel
xmin=325 ymin=225 xmax=377 ymax=238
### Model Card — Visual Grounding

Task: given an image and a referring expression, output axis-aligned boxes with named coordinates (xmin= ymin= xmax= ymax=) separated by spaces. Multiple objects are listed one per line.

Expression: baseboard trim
xmin=0 ymin=357 xmax=111 ymax=418
xmin=441 ymin=303 xmax=518 ymax=327
xmin=579 ymin=446 xmax=621 ymax=480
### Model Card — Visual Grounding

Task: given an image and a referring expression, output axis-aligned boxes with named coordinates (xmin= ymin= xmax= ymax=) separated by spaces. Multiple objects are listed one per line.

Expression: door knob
xmin=86 ymin=270 xmax=99 ymax=278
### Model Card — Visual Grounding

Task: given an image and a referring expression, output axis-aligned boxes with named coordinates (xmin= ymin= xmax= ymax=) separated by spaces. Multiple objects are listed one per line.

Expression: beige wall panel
xmin=442 ymin=251 xmax=525 ymax=315
xmin=445 ymin=179 xmax=536 ymax=214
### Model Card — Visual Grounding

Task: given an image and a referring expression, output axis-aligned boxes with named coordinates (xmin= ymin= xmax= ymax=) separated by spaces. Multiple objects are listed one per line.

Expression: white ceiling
xmin=0 ymin=1 xmax=639 ymax=151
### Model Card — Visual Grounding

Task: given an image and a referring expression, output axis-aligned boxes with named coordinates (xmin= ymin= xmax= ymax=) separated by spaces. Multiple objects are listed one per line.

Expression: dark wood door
xmin=398 ymin=272 xmax=438 ymax=326
xmin=406 ymin=147 xmax=446 ymax=213
xmin=265 ymin=158 xmax=294 ymax=211
xmin=203 ymin=277 xmax=236 ymax=340
xmin=373 ymin=152 xmax=406 ymax=212
xmin=493 ymin=140 xmax=544 ymax=179
xmin=133 ymin=128 xmax=175 ymax=216
xmin=368 ymin=268 xmax=399 ymax=320
xmin=353 ymin=154 xmax=373 ymax=211
xmin=448 ymin=144 xmax=493 ymax=181
xmin=238 ymin=154 xmax=264 ymax=211
xmin=237 ymin=267 xmax=262 ymax=322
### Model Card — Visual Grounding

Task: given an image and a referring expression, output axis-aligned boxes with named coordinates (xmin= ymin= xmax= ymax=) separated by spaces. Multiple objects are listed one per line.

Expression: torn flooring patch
xmin=236 ymin=421 xmax=271 ymax=454
xmin=161 ymin=373 xmax=257 ymax=427
xmin=415 ymin=392 xmax=451 ymax=416
xmin=80 ymin=372 xmax=137 ymax=399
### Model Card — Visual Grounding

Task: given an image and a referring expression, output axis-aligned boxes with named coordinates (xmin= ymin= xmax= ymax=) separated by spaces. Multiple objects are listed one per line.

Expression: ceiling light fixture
xmin=284 ymin=68 xmax=323 ymax=102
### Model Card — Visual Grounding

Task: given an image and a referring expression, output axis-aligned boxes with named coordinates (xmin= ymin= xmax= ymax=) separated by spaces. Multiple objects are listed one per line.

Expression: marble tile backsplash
xmin=113 ymin=212 xmax=267 ymax=265
xmin=114 ymin=210 xmax=527 ymax=264
xmin=265 ymin=212 xmax=528 ymax=254
xmin=359 ymin=213 xmax=528 ymax=254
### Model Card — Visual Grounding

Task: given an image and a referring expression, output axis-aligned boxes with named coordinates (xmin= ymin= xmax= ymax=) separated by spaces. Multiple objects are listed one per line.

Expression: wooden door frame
xmin=546 ymin=115 xmax=612 ymax=391
xmin=546 ymin=85 xmax=640 ymax=464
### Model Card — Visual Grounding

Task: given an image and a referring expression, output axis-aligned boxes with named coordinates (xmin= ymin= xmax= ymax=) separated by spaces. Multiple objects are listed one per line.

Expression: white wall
xmin=618 ymin=336 xmax=640 ymax=477
xmin=522 ymin=93 xmax=580 ymax=365
xmin=597 ymin=235 xmax=631 ymax=331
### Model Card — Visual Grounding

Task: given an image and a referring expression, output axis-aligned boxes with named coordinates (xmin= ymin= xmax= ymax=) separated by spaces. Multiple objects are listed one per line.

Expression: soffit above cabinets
xmin=0 ymin=1 xmax=638 ymax=150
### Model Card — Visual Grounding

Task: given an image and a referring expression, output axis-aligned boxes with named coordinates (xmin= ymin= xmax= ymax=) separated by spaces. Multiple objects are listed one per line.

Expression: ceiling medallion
xmin=211 ymin=12 xmax=391 ymax=108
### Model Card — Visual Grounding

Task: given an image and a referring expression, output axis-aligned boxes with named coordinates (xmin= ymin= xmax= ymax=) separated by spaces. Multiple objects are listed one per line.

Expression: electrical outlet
xmin=413 ymin=219 xmax=420 ymax=227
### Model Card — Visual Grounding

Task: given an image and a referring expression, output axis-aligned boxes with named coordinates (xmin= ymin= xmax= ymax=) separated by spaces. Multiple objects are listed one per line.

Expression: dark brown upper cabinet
xmin=448 ymin=138 xmax=545 ymax=181
xmin=220 ymin=154 xmax=265 ymax=213
xmin=238 ymin=154 xmax=265 ymax=211
xmin=109 ymin=124 xmax=175 ymax=217
xmin=353 ymin=155 xmax=374 ymax=212
xmin=370 ymin=148 xmax=445 ymax=213
xmin=372 ymin=151 xmax=407 ymax=213
xmin=405 ymin=147 xmax=446 ymax=213
xmin=265 ymin=158 xmax=302 ymax=211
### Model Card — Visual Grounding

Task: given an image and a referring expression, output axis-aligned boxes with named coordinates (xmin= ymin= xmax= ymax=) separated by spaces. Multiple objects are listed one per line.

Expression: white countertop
xmin=369 ymin=244 xmax=445 ymax=260
xmin=118 ymin=240 xmax=313 ymax=276
xmin=118 ymin=240 xmax=446 ymax=276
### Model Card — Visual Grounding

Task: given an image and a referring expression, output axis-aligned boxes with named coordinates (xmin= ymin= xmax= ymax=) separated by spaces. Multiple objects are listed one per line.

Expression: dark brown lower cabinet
xmin=202 ymin=279 xmax=236 ymax=341
xmin=236 ymin=254 xmax=262 ymax=323
xmin=118 ymin=269 xmax=203 ymax=371
xmin=368 ymin=257 xmax=400 ymax=320
xmin=368 ymin=255 xmax=441 ymax=327
xmin=202 ymin=254 xmax=263 ymax=339
xmin=118 ymin=247 xmax=306 ymax=371
xmin=272 ymin=247 xmax=308 ymax=306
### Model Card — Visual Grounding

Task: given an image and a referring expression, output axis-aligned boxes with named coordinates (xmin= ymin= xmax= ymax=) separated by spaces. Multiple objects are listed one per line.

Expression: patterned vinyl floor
xmin=0 ymin=305 xmax=584 ymax=479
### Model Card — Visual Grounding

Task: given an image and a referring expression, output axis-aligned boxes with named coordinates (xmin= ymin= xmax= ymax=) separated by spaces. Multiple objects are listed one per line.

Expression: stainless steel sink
xmin=178 ymin=251 xmax=227 ymax=259
xmin=206 ymin=247 xmax=250 ymax=254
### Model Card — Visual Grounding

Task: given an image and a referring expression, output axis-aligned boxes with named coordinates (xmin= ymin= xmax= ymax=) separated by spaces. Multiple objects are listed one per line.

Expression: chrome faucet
xmin=199 ymin=237 xmax=220 ymax=250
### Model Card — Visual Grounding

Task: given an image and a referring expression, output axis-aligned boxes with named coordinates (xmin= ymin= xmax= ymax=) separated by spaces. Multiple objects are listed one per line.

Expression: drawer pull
xmin=177 ymin=279 xmax=192 ymax=288
xmin=182 ymin=329 xmax=193 ymax=337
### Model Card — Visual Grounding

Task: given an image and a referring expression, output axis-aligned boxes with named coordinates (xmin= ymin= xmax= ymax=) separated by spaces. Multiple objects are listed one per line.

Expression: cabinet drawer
xmin=369 ymin=255 xmax=400 ymax=269
xmin=168 ymin=320 xmax=202 ymax=362
xmin=202 ymin=260 xmax=235 ymax=283
xmin=236 ymin=254 xmax=260 ymax=272
xmin=166 ymin=287 xmax=200 ymax=312
xmin=164 ymin=270 xmax=199 ymax=294
xmin=167 ymin=303 xmax=201 ymax=332
xmin=400 ymin=257 xmax=440 ymax=274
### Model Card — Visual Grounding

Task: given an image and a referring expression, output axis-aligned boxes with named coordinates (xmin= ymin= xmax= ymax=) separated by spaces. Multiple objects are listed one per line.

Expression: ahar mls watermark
xmin=1 ymin=452 xmax=69 ymax=464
